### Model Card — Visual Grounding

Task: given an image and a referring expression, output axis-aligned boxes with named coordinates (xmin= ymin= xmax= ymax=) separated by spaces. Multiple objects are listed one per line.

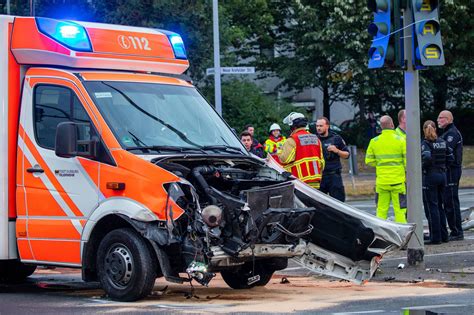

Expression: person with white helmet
xmin=264 ymin=123 xmax=286 ymax=163
xmin=278 ymin=112 xmax=325 ymax=189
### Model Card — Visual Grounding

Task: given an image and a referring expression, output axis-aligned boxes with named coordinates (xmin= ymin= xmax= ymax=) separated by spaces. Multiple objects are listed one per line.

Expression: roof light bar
xmin=168 ymin=34 xmax=187 ymax=59
xmin=36 ymin=17 xmax=92 ymax=52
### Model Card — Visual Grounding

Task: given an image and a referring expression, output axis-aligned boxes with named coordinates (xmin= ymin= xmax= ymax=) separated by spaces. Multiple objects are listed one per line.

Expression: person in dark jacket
xmin=244 ymin=124 xmax=264 ymax=157
xmin=437 ymin=110 xmax=464 ymax=241
xmin=316 ymin=117 xmax=350 ymax=201
xmin=241 ymin=131 xmax=264 ymax=158
xmin=421 ymin=120 xmax=454 ymax=245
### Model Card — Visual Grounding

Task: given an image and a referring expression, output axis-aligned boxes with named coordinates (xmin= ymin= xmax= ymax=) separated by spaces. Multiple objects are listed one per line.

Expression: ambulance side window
xmin=34 ymin=85 xmax=93 ymax=150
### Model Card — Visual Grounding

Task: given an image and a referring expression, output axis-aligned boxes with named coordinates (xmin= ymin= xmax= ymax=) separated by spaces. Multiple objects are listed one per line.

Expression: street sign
xmin=206 ymin=67 xmax=255 ymax=76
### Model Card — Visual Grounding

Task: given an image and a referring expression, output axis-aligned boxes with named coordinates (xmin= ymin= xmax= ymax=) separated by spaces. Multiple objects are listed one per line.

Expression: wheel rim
xmin=104 ymin=243 xmax=134 ymax=289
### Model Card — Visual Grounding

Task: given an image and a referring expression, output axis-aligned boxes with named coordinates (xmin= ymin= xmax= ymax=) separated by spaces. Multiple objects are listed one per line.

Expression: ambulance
xmin=0 ymin=15 xmax=414 ymax=301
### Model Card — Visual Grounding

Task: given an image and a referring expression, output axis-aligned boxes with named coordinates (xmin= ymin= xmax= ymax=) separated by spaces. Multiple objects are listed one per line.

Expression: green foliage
xmin=8 ymin=0 xmax=472 ymax=143
xmin=206 ymin=79 xmax=294 ymax=143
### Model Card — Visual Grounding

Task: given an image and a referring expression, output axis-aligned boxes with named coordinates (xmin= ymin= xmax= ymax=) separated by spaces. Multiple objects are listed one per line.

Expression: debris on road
xmin=280 ymin=277 xmax=290 ymax=284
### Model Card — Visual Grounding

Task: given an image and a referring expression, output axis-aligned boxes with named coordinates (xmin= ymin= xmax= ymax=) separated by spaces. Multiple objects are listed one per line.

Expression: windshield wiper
xmin=200 ymin=145 xmax=245 ymax=154
xmin=125 ymin=145 xmax=207 ymax=154
xmin=102 ymin=82 xmax=201 ymax=148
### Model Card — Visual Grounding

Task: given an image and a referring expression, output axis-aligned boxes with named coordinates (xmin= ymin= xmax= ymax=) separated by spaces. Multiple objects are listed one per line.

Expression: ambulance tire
xmin=97 ymin=228 xmax=157 ymax=301
xmin=221 ymin=261 xmax=274 ymax=289
xmin=0 ymin=260 xmax=36 ymax=283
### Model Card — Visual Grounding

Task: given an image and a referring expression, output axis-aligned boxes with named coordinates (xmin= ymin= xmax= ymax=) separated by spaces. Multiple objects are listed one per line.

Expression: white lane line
xmin=335 ymin=311 xmax=387 ymax=314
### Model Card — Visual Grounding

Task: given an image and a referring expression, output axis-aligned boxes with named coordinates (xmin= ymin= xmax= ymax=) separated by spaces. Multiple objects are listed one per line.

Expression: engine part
xmin=201 ymin=205 xmax=223 ymax=227
xmin=245 ymin=182 xmax=295 ymax=220
xmin=209 ymin=240 xmax=307 ymax=267
xmin=186 ymin=261 xmax=215 ymax=286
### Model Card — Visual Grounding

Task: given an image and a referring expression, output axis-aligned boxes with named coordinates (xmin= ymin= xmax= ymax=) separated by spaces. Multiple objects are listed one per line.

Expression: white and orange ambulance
xmin=0 ymin=15 xmax=414 ymax=301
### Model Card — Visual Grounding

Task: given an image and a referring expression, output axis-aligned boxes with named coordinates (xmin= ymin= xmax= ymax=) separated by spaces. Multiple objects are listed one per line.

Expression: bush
xmin=204 ymin=79 xmax=295 ymax=143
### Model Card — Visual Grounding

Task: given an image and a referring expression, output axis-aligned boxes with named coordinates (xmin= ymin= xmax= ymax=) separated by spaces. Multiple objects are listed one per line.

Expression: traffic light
xmin=367 ymin=0 xmax=404 ymax=69
xmin=411 ymin=0 xmax=445 ymax=66
xmin=367 ymin=0 xmax=391 ymax=69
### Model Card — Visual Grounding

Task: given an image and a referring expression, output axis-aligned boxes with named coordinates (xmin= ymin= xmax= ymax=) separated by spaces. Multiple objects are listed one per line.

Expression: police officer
xmin=421 ymin=120 xmax=454 ymax=245
xmin=437 ymin=110 xmax=464 ymax=241
xmin=279 ymin=112 xmax=325 ymax=189
xmin=315 ymin=117 xmax=350 ymax=202
xmin=365 ymin=115 xmax=407 ymax=223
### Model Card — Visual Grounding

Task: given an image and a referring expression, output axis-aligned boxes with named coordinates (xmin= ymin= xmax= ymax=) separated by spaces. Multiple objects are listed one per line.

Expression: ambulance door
xmin=18 ymin=76 xmax=102 ymax=266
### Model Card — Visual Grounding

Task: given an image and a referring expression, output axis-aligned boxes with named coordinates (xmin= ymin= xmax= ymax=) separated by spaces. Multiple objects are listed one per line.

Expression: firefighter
xmin=278 ymin=112 xmax=325 ymax=189
xmin=421 ymin=120 xmax=454 ymax=244
xmin=437 ymin=110 xmax=464 ymax=241
xmin=316 ymin=117 xmax=350 ymax=202
xmin=264 ymin=123 xmax=286 ymax=163
xmin=395 ymin=109 xmax=406 ymax=140
xmin=365 ymin=115 xmax=407 ymax=223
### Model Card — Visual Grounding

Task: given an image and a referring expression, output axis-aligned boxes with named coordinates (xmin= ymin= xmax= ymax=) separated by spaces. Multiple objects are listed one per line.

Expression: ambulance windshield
xmin=84 ymin=81 xmax=247 ymax=155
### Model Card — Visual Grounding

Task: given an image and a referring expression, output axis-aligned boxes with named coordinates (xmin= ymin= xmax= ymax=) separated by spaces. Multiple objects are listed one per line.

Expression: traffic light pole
xmin=403 ymin=4 xmax=424 ymax=265
xmin=212 ymin=0 xmax=222 ymax=116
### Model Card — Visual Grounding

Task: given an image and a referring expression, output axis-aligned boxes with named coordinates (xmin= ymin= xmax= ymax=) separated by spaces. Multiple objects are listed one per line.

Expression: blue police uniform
xmin=421 ymin=137 xmax=453 ymax=244
xmin=440 ymin=123 xmax=464 ymax=239
xmin=318 ymin=131 xmax=349 ymax=202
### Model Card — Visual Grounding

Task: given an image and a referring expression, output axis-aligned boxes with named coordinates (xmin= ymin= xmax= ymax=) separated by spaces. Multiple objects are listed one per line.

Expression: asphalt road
xmin=1 ymin=273 xmax=474 ymax=314
xmin=0 ymin=189 xmax=473 ymax=314
xmin=346 ymin=188 xmax=474 ymax=216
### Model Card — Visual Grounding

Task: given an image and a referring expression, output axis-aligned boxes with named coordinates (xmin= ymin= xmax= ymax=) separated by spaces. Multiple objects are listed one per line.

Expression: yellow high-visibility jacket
xmin=395 ymin=127 xmax=406 ymax=140
xmin=365 ymin=129 xmax=406 ymax=186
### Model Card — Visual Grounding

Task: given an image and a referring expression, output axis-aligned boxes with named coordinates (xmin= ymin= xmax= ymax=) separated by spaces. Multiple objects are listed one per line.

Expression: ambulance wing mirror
xmin=55 ymin=122 xmax=98 ymax=159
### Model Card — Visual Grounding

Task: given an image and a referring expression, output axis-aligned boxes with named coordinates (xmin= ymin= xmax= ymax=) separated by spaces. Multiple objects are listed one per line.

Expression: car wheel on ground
xmin=96 ymin=228 xmax=157 ymax=301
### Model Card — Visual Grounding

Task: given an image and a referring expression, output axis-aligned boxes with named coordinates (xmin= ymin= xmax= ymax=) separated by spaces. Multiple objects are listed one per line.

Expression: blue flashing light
xmin=36 ymin=17 xmax=92 ymax=52
xmin=168 ymin=34 xmax=187 ymax=59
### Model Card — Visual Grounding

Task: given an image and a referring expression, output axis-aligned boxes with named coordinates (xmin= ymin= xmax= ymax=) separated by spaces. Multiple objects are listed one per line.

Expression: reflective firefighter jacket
xmin=278 ymin=128 xmax=325 ymax=188
xmin=264 ymin=135 xmax=286 ymax=163
xmin=365 ymin=129 xmax=406 ymax=186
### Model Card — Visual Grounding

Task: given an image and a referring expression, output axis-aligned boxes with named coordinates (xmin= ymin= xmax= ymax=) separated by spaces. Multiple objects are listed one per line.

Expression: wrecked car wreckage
xmin=131 ymin=154 xmax=415 ymax=289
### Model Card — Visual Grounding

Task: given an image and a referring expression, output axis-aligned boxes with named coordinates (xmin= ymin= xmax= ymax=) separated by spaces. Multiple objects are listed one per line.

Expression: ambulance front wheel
xmin=97 ymin=228 xmax=157 ymax=301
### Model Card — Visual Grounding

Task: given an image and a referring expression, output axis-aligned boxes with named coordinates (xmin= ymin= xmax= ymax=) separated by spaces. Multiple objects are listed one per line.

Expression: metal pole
xmin=404 ymin=4 xmax=424 ymax=265
xmin=30 ymin=0 xmax=35 ymax=16
xmin=6 ymin=0 xmax=10 ymax=15
xmin=212 ymin=0 xmax=222 ymax=116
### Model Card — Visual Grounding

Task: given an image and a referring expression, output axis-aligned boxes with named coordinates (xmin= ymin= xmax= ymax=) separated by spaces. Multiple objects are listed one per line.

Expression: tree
xmin=214 ymin=79 xmax=294 ymax=142
xmin=234 ymin=0 xmax=404 ymax=121
xmin=422 ymin=1 xmax=474 ymax=112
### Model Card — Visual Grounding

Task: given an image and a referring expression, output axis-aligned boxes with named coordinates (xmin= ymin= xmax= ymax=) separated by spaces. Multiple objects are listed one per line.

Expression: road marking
xmin=333 ymin=310 xmax=386 ymax=314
